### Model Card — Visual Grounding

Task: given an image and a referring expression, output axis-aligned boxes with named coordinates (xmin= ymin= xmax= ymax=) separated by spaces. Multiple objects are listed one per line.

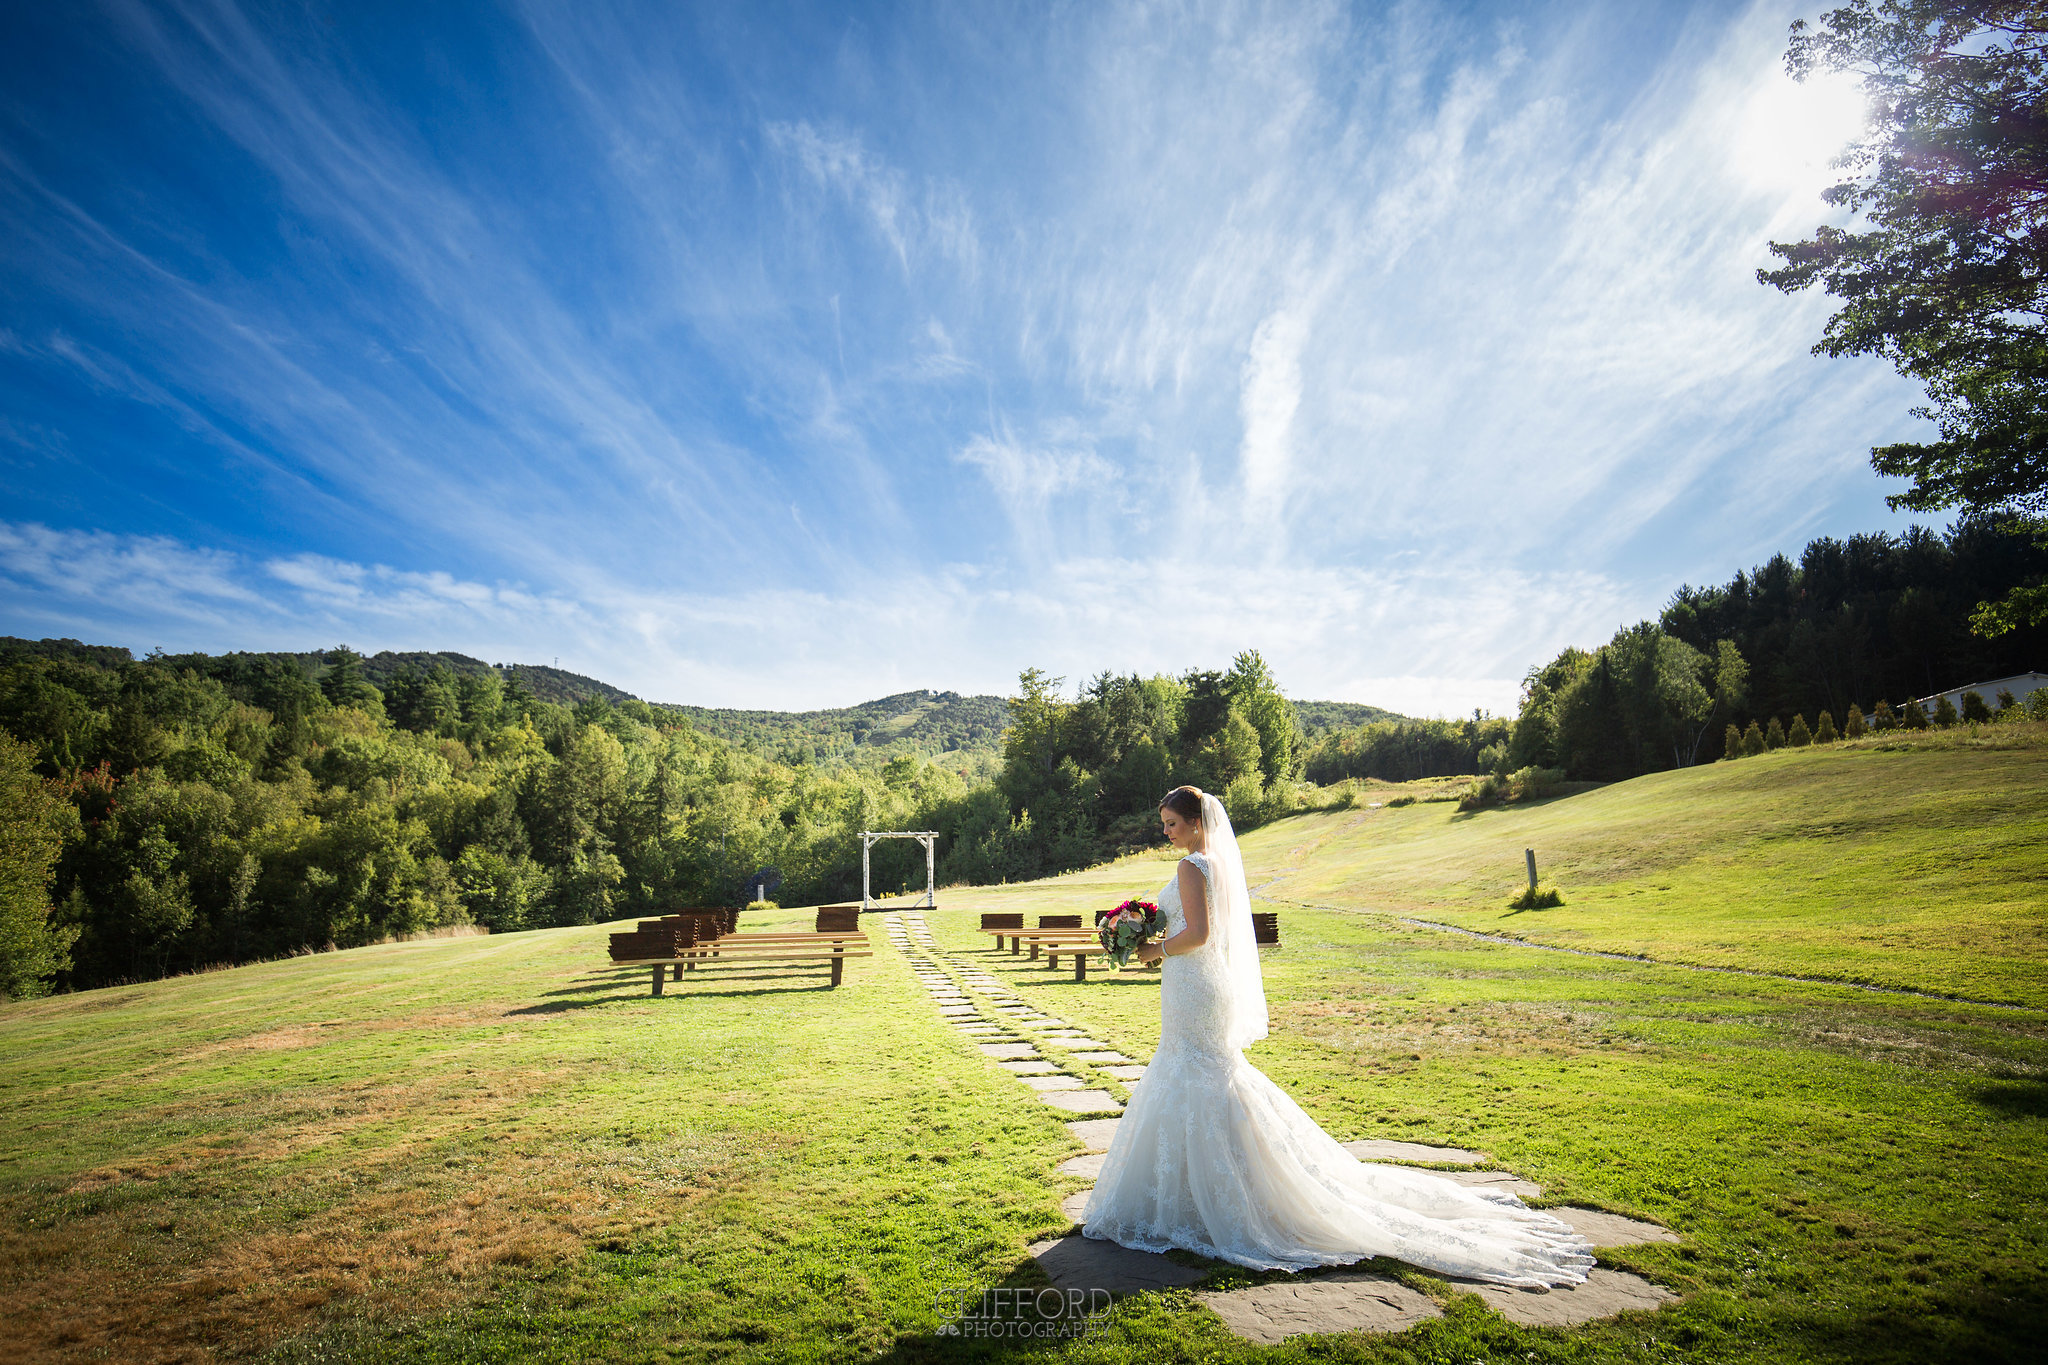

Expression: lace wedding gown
xmin=1079 ymin=849 xmax=1595 ymax=1288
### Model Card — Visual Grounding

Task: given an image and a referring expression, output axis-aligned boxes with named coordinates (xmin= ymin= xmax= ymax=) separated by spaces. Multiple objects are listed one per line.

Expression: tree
xmin=1933 ymin=693 xmax=1962 ymax=725
xmin=1961 ymin=688 xmax=1994 ymax=720
xmin=0 ymin=734 xmax=76 ymax=998
xmin=1225 ymin=650 xmax=1298 ymax=785
xmin=1873 ymin=698 xmax=1897 ymax=727
xmin=1790 ymin=714 xmax=1816 ymax=746
xmin=1847 ymin=703 xmax=1869 ymax=736
xmin=1767 ymin=717 xmax=1789 ymax=749
xmin=1724 ymin=722 xmax=1745 ymax=758
xmin=1761 ymin=3 xmax=2048 ymax=633
xmin=1901 ymin=697 xmax=1932 ymax=727
xmin=1817 ymin=708 xmax=1842 ymax=741
xmin=1744 ymin=720 xmax=1768 ymax=755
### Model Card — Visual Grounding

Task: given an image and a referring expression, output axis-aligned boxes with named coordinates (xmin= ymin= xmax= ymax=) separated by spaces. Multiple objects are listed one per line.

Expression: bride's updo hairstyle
xmin=1159 ymin=785 xmax=1204 ymax=822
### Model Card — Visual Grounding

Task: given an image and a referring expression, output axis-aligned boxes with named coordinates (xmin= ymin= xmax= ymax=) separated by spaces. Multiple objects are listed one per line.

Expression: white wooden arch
xmin=860 ymin=830 xmax=938 ymax=911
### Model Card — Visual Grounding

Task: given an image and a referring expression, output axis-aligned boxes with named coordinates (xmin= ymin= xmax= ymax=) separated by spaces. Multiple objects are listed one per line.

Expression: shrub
xmin=1505 ymin=766 xmax=1566 ymax=801
xmin=1742 ymin=720 xmax=1766 ymax=756
xmin=1872 ymin=699 xmax=1896 ymax=729
xmin=1787 ymin=715 xmax=1813 ymax=747
xmin=1845 ymin=705 xmax=1866 ymax=738
xmin=1385 ymin=794 xmax=1416 ymax=807
xmin=1900 ymin=699 xmax=1929 ymax=729
xmin=1457 ymin=775 xmax=1506 ymax=811
xmin=2024 ymin=687 xmax=2048 ymax=720
xmin=1932 ymin=695 xmax=1960 ymax=728
xmin=746 ymin=899 xmax=779 ymax=914
xmin=1508 ymin=884 xmax=1565 ymax=910
xmin=1766 ymin=717 xmax=1787 ymax=749
xmin=1815 ymin=710 xmax=1839 ymax=743
xmin=1996 ymin=688 xmax=2017 ymax=713
xmin=1960 ymin=691 xmax=1992 ymax=723
xmin=1723 ymin=723 xmax=1743 ymax=759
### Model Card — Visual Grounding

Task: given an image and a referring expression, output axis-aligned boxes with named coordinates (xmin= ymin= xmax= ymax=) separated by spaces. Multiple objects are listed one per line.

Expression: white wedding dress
xmin=1080 ymin=817 xmax=1595 ymax=1288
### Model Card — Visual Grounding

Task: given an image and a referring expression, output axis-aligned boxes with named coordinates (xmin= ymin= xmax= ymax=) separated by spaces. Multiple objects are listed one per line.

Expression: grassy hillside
xmin=1246 ymin=726 xmax=2048 ymax=1007
xmin=2 ymin=726 xmax=2038 ymax=1362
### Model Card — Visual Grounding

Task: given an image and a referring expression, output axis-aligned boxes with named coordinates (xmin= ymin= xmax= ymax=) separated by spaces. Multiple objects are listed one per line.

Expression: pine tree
xmin=1766 ymin=717 xmax=1787 ymax=749
xmin=1932 ymin=695 xmax=1960 ymax=728
xmin=1816 ymin=710 xmax=1840 ymax=743
xmin=1788 ymin=715 xmax=1813 ymax=746
xmin=1901 ymin=700 xmax=1930 ymax=730
xmin=1723 ymin=723 xmax=1743 ymax=759
xmin=1872 ymin=699 xmax=1895 ymax=730
xmin=1960 ymin=691 xmax=1992 ymax=723
xmin=1743 ymin=720 xmax=1766 ymax=756
xmin=1845 ymin=705 xmax=1866 ymax=738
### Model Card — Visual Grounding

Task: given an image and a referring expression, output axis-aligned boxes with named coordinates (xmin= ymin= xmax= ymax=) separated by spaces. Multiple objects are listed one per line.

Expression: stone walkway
xmin=883 ymin=911 xmax=1681 ymax=1348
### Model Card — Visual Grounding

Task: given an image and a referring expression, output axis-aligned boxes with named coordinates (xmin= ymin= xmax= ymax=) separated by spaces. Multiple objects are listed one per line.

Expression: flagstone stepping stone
xmin=1457 ymin=1268 xmax=1677 ymax=1326
xmin=1041 ymin=1037 xmax=1107 ymax=1050
xmin=1027 ymin=1234 xmax=1207 ymax=1297
xmin=1098 ymin=1065 xmax=1147 ymax=1081
xmin=1552 ymin=1208 xmax=1680 ymax=1247
xmin=1073 ymin=1051 xmax=1131 ymax=1064
xmin=1000 ymin=1060 xmax=1059 ymax=1074
xmin=1195 ymin=1271 xmax=1442 ymax=1345
xmin=1066 ymin=1118 xmax=1119 ymax=1150
xmin=1340 ymin=1139 xmax=1483 ymax=1166
xmin=1061 ymin=1188 xmax=1092 ymax=1221
xmin=980 ymin=1043 xmax=1039 ymax=1059
xmin=1057 ymin=1151 xmax=1106 ymax=1179
xmin=1021 ymin=1074 xmax=1086 ymax=1092
xmin=938 ymin=1007 xmax=978 ymax=1016
xmin=1433 ymin=1169 xmax=1541 ymax=1199
xmin=1039 ymin=1089 xmax=1123 ymax=1114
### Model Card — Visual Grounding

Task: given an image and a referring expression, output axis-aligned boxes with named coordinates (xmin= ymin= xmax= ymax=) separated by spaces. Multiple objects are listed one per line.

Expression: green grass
xmin=1 ymin=732 xmax=2044 ymax=1361
xmin=1252 ymin=727 xmax=2048 ymax=1007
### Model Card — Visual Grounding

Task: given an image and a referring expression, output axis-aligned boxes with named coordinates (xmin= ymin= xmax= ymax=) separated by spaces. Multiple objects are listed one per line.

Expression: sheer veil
xmin=1198 ymin=791 xmax=1268 ymax=1050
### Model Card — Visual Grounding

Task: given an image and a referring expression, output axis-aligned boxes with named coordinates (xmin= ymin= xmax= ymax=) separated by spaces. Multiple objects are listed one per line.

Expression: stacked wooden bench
xmin=607 ymin=906 xmax=872 ymax=995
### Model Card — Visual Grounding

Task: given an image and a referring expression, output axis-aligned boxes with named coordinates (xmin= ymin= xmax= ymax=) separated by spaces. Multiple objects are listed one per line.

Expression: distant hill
xmin=1291 ymin=698 xmax=1407 ymax=735
xmin=0 ymin=636 xmax=1403 ymax=755
xmin=659 ymin=690 xmax=1012 ymax=763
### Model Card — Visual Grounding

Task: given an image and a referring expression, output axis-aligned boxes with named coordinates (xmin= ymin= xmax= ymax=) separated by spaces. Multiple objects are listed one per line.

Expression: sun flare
xmin=1730 ymin=68 xmax=1869 ymax=198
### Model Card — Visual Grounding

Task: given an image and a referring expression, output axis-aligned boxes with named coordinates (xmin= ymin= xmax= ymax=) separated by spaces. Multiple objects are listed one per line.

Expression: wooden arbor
xmin=860 ymin=830 xmax=938 ymax=912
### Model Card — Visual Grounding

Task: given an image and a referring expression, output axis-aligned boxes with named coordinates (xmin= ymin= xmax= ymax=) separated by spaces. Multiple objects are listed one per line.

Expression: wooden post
xmin=1525 ymin=848 xmax=1538 ymax=890
xmin=830 ymin=955 xmax=845 ymax=987
xmin=1073 ymin=953 xmax=1086 ymax=981
xmin=652 ymin=965 xmax=665 ymax=997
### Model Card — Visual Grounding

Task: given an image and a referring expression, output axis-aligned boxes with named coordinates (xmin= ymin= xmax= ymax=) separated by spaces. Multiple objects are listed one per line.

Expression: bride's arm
xmin=1158 ymin=859 xmax=1210 ymax=956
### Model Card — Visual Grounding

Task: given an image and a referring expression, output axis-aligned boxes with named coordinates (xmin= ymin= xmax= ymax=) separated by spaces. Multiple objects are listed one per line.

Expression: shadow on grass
xmin=1970 ymin=1076 xmax=2048 ymax=1118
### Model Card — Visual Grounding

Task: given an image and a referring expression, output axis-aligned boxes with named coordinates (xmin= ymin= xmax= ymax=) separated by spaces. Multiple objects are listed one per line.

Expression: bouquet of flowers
xmin=1096 ymin=898 xmax=1164 ymax=967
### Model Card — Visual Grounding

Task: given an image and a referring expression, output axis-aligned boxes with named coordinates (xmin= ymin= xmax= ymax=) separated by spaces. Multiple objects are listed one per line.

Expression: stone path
xmin=882 ymin=911 xmax=1680 ymax=1347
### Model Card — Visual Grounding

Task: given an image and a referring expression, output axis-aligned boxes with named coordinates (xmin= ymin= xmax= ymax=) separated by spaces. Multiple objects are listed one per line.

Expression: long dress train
xmin=1079 ymin=850 xmax=1595 ymax=1288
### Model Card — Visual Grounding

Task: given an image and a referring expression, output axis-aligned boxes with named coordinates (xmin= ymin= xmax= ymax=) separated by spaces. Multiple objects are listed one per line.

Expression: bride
xmin=1079 ymin=785 xmax=1595 ymax=1288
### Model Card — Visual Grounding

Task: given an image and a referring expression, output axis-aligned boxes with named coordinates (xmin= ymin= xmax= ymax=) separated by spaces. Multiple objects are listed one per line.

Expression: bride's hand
xmin=1137 ymin=940 xmax=1163 ymax=965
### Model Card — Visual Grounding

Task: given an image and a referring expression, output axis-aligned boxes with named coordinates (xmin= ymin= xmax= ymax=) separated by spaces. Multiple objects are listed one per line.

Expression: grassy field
xmin=0 ymin=732 xmax=2043 ymax=1362
xmin=1251 ymin=726 xmax=2048 ymax=1007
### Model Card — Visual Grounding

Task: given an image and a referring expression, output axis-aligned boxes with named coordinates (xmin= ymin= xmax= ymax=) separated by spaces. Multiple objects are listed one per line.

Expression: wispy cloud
xmin=0 ymin=0 xmax=1927 ymax=714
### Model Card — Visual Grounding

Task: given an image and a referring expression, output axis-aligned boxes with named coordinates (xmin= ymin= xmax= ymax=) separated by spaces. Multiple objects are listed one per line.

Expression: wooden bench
xmin=626 ymin=942 xmax=875 ymax=994
xmin=1254 ymin=912 xmax=1281 ymax=947
xmin=1043 ymin=942 xmax=1120 ymax=980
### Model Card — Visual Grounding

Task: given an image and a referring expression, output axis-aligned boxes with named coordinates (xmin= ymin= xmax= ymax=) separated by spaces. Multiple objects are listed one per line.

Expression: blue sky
xmin=0 ymin=0 xmax=1922 ymax=715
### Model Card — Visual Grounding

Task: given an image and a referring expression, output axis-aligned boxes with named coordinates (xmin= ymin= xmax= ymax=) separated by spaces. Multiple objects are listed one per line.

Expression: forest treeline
xmin=0 ymin=641 xmax=1314 ymax=997
xmin=1512 ymin=518 xmax=2048 ymax=781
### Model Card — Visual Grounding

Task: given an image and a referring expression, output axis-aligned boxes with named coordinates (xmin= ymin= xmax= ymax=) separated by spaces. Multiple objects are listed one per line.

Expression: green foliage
xmin=1846 ymin=704 xmax=1867 ymax=738
xmin=1767 ymin=716 xmax=1788 ymax=749
xmin=1933 ymin=694 xmax=1961 ymax=728
xmin=1817 ymin=709 xmax=1841 ymax=743
xmin=1902 ymin=698 xmax=1931 ymax=729
xmin=1961 ymin=689 xmax=1993 ymax=723
xmin=1724 ymin=722 xmax=1743 ymax=758
xmin=1874 ymin=698 xmax=1897 ymax=729
xmin=1788 ymin=714 xmax=1814 ymax=747
xmin=1743 ymin=720 xmax=1767 ymax=757
xmin=1762 ymin=5 xmax=2048 ymax=631
xmin=1506 ymin=882 xmax=1565 ymax=910
xmin=0 ymin=734 xmax=76 ymax=998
